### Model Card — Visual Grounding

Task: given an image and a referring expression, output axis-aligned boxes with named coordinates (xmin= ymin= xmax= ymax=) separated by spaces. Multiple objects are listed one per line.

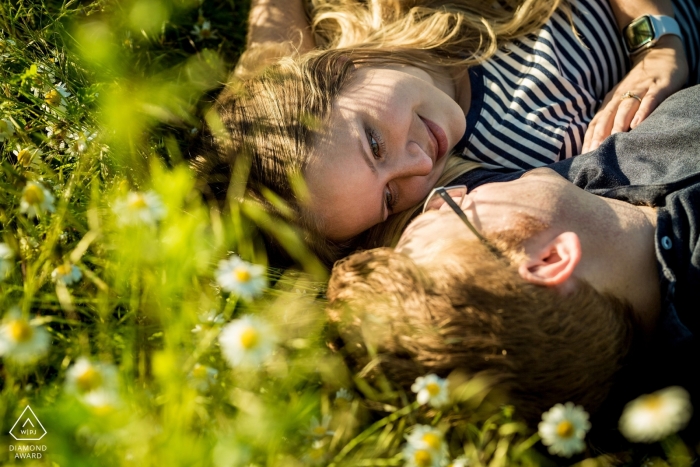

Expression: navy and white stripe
xmin=456 ymin=0 xmax=700 ymax=170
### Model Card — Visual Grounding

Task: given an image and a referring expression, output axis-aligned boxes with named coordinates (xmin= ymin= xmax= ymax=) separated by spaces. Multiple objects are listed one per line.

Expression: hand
xmin=581 ymin=35 xmax=688 ymax=153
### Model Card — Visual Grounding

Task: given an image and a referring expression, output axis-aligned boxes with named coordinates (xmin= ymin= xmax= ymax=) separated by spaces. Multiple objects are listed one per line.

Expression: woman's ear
xmin=517 ymin=232 xmax=581 ymax=292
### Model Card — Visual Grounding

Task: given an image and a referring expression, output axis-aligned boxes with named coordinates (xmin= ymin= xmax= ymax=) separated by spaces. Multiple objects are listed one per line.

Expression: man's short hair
xmin=326 ymin=236 xmax=634 ymax=422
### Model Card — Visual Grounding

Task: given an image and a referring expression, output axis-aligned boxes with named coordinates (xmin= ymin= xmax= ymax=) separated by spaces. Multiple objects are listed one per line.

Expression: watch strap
xmin=649 ymin=15 xmax=682 ymax=40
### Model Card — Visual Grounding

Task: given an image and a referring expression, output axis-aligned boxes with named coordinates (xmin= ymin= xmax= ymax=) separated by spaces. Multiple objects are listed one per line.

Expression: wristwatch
xmin=622 ymin=15 xmax=682 ymax=55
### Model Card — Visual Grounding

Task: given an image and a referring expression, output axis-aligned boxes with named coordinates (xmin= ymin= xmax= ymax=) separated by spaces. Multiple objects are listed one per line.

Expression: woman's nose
xmin=391 ymin=142 xmax=434 ymax=178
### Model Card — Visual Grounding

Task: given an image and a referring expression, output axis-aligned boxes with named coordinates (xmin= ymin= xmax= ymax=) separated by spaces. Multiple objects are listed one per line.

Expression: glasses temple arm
xmin=438 ymin=190 xmax=490 ymax=244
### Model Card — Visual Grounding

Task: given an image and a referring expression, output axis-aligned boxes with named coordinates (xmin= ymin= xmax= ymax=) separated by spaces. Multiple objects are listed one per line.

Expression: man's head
xmin=326 ymin=168 xmax=654 ymax=421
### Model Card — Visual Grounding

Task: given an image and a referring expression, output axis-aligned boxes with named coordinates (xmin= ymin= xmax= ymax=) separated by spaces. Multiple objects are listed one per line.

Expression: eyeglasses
xmin=422 ymin=185 xmax=499 ymax=254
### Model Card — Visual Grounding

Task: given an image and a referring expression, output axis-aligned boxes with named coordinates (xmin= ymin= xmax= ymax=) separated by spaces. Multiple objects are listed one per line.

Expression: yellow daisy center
xmin=8 ymin=319 xmax=34 ymax=343
xmin=426 ymin=382 xmax=441 ymax=396
xmin=76 ymin=366 xmax=103 ymax=393
xmin=313 ymin=425 xmax=327 ymax=436
xmin=200 ymin=27 xmax=212 ymax=38
xmin=422 ymin=433 xmax=442 ymax=450
xmin=191 ymin=364 xmax=208 ymax=379
xmin=234 ymin=268 xmax=251 ymax=283
xmin=91 ymin=402 xmax=115 ymax=416
xmin=414 ymin=449 xmax=433 ymax=467
xmin=128 ymin=194 xmax=148 ymax=209
xmin=56 ymin=264 xmax=72 ymax=276
xmin=23 ymin=184 xmax=45 ymax=205
xmin=44 ymin=89 xmax=62 ymax=106
xmin=556 ymin=420 xmax=575 ymax=439
xmin=240 ymin=327 xmax=259 ymax=350
xmin=17 ymin=149 xmax=34 ymax=167
xmin=640 ymin=394 xmax=662 ymax=411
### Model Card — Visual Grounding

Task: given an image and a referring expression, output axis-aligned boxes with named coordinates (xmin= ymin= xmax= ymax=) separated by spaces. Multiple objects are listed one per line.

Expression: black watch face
xmin=625 ymin=16 xmax=654 ymax=50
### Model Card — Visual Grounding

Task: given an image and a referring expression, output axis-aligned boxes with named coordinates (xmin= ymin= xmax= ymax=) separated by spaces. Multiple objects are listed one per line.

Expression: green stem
xmin=328 ymin=401 xmax=419 ymax=467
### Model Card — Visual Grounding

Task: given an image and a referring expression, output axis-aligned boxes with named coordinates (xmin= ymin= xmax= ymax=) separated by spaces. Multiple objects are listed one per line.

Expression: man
xmin=326 ymin=85 xmax=700 ymax=424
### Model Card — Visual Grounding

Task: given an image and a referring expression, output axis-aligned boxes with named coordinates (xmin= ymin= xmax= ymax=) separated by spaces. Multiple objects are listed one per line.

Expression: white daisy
xmin=0 ymin=310 xmax=51 ymax=364
xmin=65 ymin=357 xmax=119 ymax=397
xmin=403 ymin=425 xmax=449 ymax=467
xmin=188 ymin=363 xmax=218 ymax=392
xmin=449 ymin=456 xmax=469 ymax=467
xmin=0 ymin=118 xmax=15 ymax=142
xmin=42 ymin=82 xmax=70 ymax=113
xmin=51 ymin=263 xmax=82 ymax=285
xmin=191 ymin=20 xmax=218 ymax=41
xmin=192 ymin=310 xmax=225 ymax=333
xmin=619 ymin=386 xmax=692 ymax=443
xmin=218 ymin=315 xmax=276 ymax=369
xmin=66 ymin=129 xmax=97 ymax=155
xmin=13 ymin=145 xmax=42 ymax=169
xmin=0 ymin=38 xmax=15 ymax=61
xmin=306 ymin=415 xmax=334 ymax=438
xmin=113 ymin=190 xmax=166 ymax=226
xmin=412 ymin=374 xmax=450 ymax=408
xmin=36 ymin=63 xmax=57 ymax=84
xmin=335 ymin=388 xmax=354 ymax=406
xmin=82 ymin=389 xmax=121 ymax=415
xmin=45 ymin=124 xmax=65 ymax=141
xmin=538 ymin=402 xmax=590 ymax=458
xmin=20 ymin=181 xmax=56 ymax=218
xmin=306 ymin=439 xmax=328 ymax=465
xmin=0 ymin=243 xmax=14 ymax=279
xmin=215 ymin=255 xmax=267 ymax=300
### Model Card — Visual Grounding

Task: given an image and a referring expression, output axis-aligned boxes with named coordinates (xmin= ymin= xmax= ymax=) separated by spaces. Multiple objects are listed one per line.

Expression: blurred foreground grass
xmin=0 ymin=1 xmax=697 ymax=466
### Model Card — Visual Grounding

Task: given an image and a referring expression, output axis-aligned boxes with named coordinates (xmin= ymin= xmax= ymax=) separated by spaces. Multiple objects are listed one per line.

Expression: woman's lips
xmin=420 ymin=117 xmax=448 ymax=163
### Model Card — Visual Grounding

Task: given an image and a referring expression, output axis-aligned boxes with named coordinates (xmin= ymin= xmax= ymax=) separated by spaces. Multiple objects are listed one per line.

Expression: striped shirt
xmin=456 ymin=0 xmax=700 ymax=170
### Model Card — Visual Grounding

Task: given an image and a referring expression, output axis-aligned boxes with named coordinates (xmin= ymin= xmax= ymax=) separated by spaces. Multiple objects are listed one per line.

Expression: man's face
xmin=396 ymin=168 xmax=609 ymax=260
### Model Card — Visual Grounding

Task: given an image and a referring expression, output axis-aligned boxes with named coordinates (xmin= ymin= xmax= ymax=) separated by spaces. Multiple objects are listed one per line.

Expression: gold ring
xmin=620 ymin=91 xmax=642 ymax=103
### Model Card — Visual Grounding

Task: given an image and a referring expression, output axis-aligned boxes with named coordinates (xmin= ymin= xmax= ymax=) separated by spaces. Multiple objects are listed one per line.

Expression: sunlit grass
xmin=0 ymin=1 xmax=696 ymax=466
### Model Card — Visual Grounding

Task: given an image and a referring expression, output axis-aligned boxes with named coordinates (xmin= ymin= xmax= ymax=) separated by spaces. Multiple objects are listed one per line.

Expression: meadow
xmin=0 ymin=1 xmax=696 ymax=465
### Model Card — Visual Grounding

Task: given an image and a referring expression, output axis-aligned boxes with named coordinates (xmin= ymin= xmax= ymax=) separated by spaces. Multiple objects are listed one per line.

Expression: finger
xmin=582 ymin=117 xmax=598 ymax=153
xmin=587 ymin=105 xmax=617 ymax=151
xmin=630 ymin=93 xmax=660 ymax=128
xmin=583 ymin=87 xmax=620 ymax=153
xmin=611 ymin=96 xmax=640 ymax=134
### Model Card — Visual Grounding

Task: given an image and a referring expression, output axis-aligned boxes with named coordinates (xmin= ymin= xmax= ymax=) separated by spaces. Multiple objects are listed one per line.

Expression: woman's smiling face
xmin=305 ymin=64 xmax=467 ymax=241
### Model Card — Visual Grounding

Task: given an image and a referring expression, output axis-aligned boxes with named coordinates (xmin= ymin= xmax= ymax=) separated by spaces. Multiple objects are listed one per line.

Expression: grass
xmin=0 ymin=1 xmax=696 ymax=466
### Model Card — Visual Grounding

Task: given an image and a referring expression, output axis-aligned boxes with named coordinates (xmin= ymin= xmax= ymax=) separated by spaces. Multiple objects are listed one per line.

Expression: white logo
xmin=9 ymin=406 xmax=47 ymax=441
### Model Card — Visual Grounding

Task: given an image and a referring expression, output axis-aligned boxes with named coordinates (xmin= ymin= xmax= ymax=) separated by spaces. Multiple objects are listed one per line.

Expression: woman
xmin=193 ymin=0 xmax=699 ymax=266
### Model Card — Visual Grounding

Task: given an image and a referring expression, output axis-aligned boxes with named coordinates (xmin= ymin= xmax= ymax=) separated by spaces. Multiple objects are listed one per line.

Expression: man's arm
xmin=247 ymin=0 xmax=315 ymax=53
xmin=234 ymin=0 xmax=316 ymax=79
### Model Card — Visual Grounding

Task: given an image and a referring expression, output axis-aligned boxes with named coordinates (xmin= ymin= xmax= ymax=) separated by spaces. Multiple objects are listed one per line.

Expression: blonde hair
xmin=193 ymin=0 xmax=568 ymax=266
xmin=326 ymin=237 xmax=633 ymax=422
xmin=310 ymin=0 xmax=567 ymax=65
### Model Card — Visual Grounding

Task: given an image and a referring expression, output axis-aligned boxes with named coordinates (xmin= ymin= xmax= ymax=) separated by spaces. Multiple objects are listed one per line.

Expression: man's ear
xmin=517 ymin=232 xmax=581 ymax=290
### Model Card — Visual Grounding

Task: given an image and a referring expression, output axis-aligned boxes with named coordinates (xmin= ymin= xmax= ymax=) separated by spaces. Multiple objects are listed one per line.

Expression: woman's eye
xmin=367 ymin=130 xmax=381 ymax=159
xmin=384 ymin=188 xmax=394 ymax=212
